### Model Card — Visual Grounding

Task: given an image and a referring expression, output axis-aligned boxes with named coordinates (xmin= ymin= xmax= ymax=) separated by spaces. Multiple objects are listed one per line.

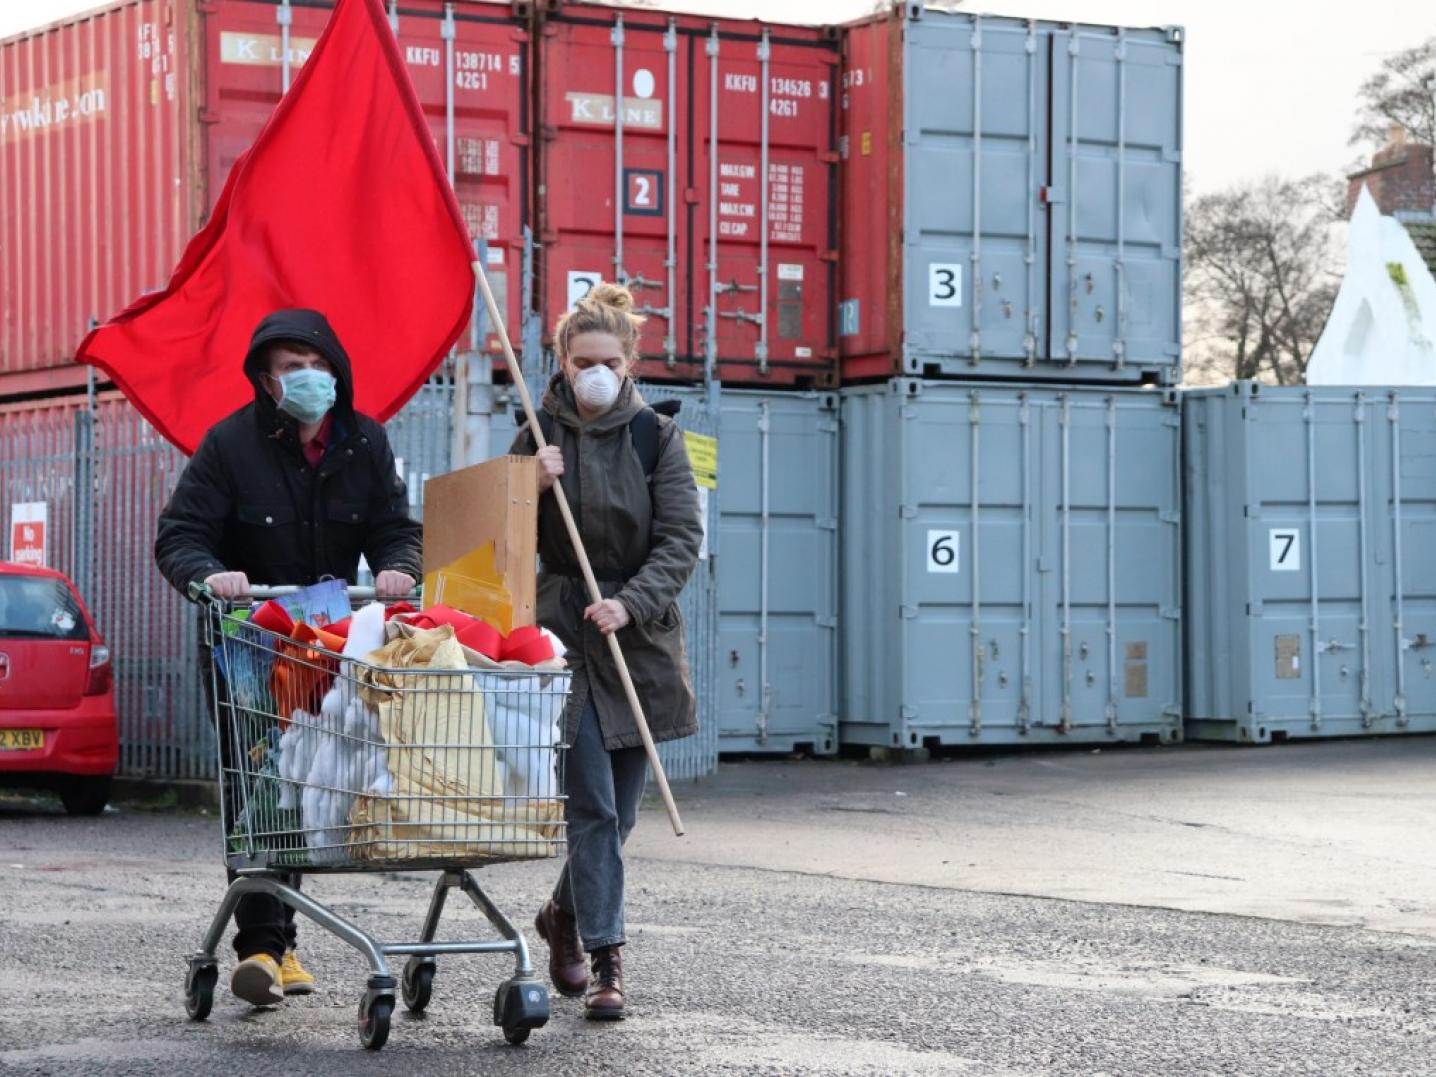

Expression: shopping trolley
xmin=183 ymin=585 xmax=569 ymax=1050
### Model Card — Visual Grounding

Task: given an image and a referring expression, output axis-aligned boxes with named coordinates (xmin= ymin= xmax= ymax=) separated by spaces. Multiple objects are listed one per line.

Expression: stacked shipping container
xmin=835 ymin=5 xmax=1185 ymax=747
xmin=840 ymin=381 xmax=1182 ymax=749
xmin=2 ymin=0 xmax=1196 ymax=770
xmin=1 ymin=0 xmax=846 ymax=772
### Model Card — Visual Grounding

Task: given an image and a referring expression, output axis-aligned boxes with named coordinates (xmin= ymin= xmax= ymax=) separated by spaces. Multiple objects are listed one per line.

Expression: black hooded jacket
xmin=154 ymin=309 xmax=422 ymax=593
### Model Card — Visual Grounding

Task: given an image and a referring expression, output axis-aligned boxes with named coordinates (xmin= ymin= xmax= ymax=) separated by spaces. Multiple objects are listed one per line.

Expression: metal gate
xmin=382 ymin=376 xmax=457 ymax=520
xmin=483 ymin=379 xmax=723 ymax=782
xmin=0 ymin=374 xmax=726 ymax=783
xmin=636 ymin=384 xmax=721 ymax=781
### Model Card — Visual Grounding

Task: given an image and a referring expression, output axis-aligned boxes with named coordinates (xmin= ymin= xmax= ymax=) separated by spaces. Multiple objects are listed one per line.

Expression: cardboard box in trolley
xmin=422 ymin=455 xmax=539 ymax=632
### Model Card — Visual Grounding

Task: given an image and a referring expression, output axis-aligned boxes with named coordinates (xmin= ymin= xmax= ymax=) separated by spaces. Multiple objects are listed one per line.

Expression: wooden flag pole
xmin=471 ymin=261 xmax=686 ymax=837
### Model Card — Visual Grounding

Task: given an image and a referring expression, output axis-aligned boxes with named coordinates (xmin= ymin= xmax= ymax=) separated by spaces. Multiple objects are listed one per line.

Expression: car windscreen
xmin=0 ymin=575 xmax=91 ymax=641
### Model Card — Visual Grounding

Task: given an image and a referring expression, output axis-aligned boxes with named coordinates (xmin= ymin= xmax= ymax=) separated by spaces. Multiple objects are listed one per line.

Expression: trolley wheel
xmin=185 ymin=961 xmax=218 ymax=1022
xmin=401 ymin=958 xmax=435 ymax=1013
xmin=358 ymin=994 xmax=393 ymax=1050
xmin=493 ymin=978 xmax=549 ymax=1046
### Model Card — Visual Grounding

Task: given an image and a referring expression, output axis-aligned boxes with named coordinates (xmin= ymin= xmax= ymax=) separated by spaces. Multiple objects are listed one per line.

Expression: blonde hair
xmin=555 ymin=281 xmax=646 ymax=368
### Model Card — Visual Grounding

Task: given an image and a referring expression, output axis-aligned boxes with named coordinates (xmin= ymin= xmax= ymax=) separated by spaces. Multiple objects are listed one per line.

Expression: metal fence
xmin=0 ymin=397 xmax=209 ymax=778
xmin=0 ymin=381 xmax=455 ymax=783
xmin=384 ymin=376 xmax=456 ymax=520
xmin=86 ymin=404 xmax=209 ymax=778
xmin=0 ymin=373 xmax=721 ymax=784
xmin=482 ymin=379 xmax=723 ymax=782
xmin=637 ymin=384 xmax=721 ymax=782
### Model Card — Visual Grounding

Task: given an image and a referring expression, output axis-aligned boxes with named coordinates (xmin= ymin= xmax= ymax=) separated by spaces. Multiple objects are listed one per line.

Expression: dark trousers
xmin=226 ymin=867 xmax=299 ymax=961
xmin=203 ymin=630 xmax=300 ymax=963
xmin=553 ymin=695 xmax=649 ymax=951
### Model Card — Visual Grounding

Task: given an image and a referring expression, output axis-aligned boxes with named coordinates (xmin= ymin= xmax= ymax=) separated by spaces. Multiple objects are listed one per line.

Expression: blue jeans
xmin=554 ymin=696 xmax=648 ymax=951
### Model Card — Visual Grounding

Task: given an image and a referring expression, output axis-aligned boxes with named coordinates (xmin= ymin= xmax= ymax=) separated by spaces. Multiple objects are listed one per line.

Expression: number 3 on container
xmin=928 ymin=264 xmax=962 ymax=307
xmin=927 ymin=530 xmax=960 ymax=574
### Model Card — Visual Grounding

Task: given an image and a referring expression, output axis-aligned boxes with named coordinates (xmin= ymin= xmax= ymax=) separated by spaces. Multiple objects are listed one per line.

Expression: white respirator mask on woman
xmin=573 ymin=364 xmax=622 ymax=412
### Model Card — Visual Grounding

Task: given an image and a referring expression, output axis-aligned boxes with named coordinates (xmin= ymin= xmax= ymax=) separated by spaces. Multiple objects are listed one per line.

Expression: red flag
xmin=76 ymin=0 xmax=475 ymax=454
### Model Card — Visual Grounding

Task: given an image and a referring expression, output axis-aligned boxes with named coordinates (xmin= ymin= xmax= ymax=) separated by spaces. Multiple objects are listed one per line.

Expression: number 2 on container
xmin=927 ymin=530 xmax=960 ymax=574
xmin=567 ymin=271 xmax=599 ymax=310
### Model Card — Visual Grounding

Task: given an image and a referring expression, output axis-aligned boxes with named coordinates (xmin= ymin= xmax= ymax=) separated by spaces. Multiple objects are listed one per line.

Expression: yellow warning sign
xmin=684 ymin=431 xmax=718 ymax=490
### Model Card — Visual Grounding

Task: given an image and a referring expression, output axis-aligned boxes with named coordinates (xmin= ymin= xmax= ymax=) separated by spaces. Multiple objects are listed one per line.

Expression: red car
xmin=0 ymin=562 xmax=117 ymax=814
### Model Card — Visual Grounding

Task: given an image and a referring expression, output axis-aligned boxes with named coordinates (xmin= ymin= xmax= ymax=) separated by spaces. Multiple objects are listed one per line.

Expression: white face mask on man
xmin=573 ymin=364 xmax=622 ymax=411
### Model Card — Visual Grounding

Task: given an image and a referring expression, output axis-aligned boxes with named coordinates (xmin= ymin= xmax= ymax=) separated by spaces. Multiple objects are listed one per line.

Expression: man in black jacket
xmin=156 ymin=308 xmax=422 ymax=1008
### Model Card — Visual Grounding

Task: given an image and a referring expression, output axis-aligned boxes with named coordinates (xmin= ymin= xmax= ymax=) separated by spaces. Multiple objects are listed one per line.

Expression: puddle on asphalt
xmin=834 ymin=951 xmax=1307 ymax=996
xmin=621 ymin=1011 xmax=994 ymax=1075
xmin=831 ymin=950 xmax=1412 ymax=1025
xmin=967 ymin=956 xmax=1304 ymax=995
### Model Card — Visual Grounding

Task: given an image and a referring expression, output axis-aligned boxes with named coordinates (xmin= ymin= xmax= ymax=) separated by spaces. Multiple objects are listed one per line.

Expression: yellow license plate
xmin=0 ymin=729 xmax=44 ymax=751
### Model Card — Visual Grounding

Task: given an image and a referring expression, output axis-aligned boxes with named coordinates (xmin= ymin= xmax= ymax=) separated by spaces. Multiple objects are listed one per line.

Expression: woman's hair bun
xmin=585 ymin=281 xmax=635 ymax=313
xmin=555 ymin=278 xmax=645 ymax=361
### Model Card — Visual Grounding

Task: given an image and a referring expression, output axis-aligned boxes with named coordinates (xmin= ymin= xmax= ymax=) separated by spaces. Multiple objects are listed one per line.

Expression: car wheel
xmin=59 ymin=777 xmax=111 ymax=816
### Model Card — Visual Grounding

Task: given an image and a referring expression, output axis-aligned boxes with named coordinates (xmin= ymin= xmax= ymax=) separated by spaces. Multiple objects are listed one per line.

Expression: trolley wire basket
xmin=184 ymin=585 xmax=569 ymax=1049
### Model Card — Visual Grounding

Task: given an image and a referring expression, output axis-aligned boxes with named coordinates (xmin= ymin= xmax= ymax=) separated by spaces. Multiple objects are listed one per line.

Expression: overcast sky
xmin=2 ymin=0 xmax=1430 ymax=193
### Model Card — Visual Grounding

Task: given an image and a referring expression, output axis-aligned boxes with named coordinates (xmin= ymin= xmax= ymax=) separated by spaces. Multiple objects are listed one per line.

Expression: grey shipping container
xmin=485 ymin=380 xmax=723 ymax=780
xmin=841 ymin=380 xmax=1183 ymax=748
xmin=1185 ymin=382 xmax=1436 ymax=743
xmin=486 ymin=382 xmax=841 ymax=759
xmin=715 ymin=390 xmax=840 ymax=755
xmin=840 ymin=6 xmax=1183 ymax=386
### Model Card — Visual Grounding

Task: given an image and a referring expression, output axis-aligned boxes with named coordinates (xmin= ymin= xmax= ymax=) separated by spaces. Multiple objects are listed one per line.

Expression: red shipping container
xmin=535 ymin=1 xmax=839 ymax=387
xmin=1 ymin=0 xmax=530 ymax=395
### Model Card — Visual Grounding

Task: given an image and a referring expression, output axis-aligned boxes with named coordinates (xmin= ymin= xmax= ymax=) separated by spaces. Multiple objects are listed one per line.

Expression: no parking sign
xmin=9 ymin=502 xmax=47 ymax=567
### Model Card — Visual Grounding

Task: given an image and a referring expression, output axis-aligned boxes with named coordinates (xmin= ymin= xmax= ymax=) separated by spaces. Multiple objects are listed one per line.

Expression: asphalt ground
xmin=1 ymin=738 xmax=1433 ymax=1075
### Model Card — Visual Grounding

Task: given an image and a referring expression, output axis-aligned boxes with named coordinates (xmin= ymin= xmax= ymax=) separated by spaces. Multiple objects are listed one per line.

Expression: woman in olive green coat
xmin=510 ymin=282 xmax=702 ymax=1021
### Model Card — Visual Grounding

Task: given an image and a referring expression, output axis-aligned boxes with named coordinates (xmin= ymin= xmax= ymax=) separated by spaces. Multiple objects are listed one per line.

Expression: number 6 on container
xmin=927 ymin=530 xmax=960 ymax=574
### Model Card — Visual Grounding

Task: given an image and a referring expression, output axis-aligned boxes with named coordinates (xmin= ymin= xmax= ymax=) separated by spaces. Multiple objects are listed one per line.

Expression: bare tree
xmin=1350 ymin=37 xmax=1436 ymax=150
xmin=1183 ymin=175 xmax=1341 ymax=386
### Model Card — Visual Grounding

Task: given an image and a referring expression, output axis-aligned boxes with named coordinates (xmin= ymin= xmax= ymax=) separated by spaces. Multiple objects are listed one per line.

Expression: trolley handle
xmin=186 ymin=581 xmax=382 ymax=605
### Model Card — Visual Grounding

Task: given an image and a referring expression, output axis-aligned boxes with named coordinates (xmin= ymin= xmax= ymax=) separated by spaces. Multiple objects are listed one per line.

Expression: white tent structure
xmin=1307 ymin=186 xmax=1436 ymax=385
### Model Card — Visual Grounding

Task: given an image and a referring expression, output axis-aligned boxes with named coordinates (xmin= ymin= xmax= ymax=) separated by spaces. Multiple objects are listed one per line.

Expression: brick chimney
xmin=1347 ymin=125 xmax=1435 ymax=219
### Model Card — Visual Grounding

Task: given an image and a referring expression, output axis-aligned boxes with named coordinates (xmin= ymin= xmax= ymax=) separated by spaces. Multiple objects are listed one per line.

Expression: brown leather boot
xmin=534 ymin=901 xmax=587 ymax=998
xmin=584 ymin=945 xmax=625 ymax=1021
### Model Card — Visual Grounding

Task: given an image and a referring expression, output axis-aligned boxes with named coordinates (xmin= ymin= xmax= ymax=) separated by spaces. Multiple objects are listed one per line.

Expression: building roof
xmin=1405 ymin=219 xmax=1436 ymax=278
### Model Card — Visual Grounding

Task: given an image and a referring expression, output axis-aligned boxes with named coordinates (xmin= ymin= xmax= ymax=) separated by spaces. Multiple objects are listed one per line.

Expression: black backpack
xmin=535 ymin=398 xmax=681 ymax=479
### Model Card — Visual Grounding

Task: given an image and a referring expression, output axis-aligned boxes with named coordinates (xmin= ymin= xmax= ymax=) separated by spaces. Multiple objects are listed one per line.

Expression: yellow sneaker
xmin=280 ymin=950 xmax=317 ymax=996
xmin=230 ymin=953 xmax=284 ymax=1007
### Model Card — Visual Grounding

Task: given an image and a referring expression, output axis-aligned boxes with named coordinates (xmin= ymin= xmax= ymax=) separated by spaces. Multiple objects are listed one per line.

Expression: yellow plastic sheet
xmin=421 ymin=540 xmax=514 ymax=634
